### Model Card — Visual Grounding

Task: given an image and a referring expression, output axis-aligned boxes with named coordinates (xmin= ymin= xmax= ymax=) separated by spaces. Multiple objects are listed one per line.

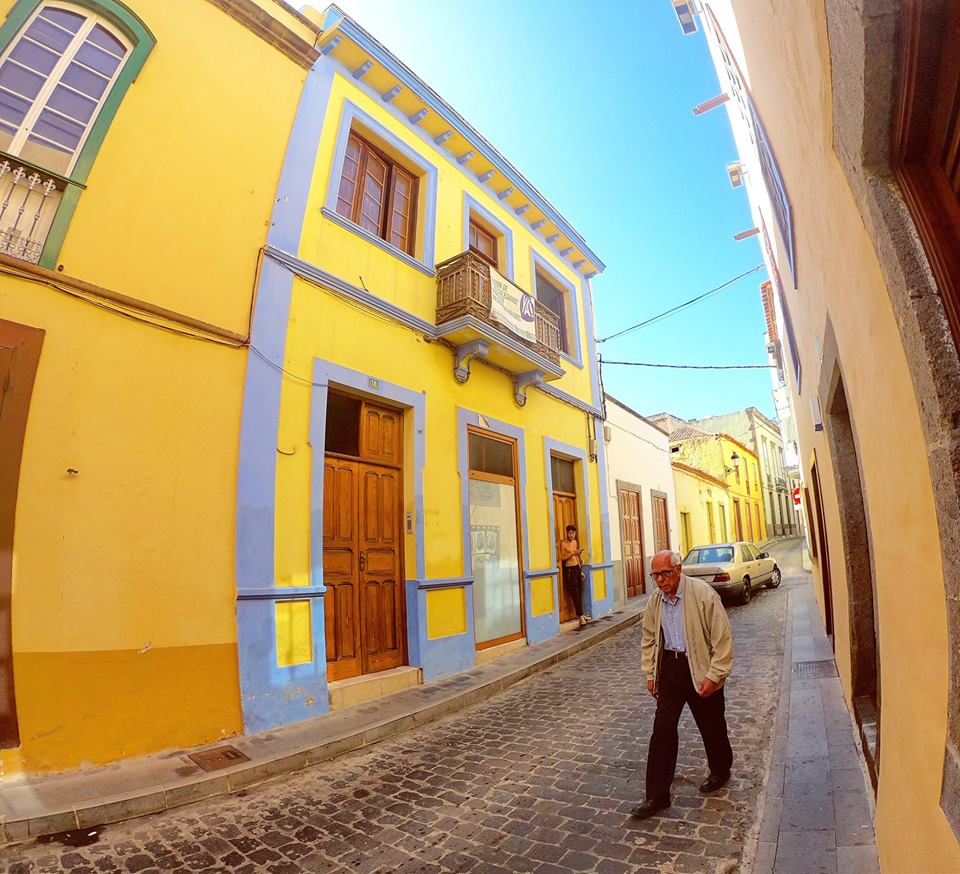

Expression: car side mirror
xmin=760 ymin=552 xmax=769 ymax=559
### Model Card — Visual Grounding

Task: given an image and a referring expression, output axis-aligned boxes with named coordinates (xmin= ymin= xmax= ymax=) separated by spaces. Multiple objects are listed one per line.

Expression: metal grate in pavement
xmin=792 ymin=659 xmax=838 ymax=679
xmin=187 ymin=744 xmax=250 ymax=772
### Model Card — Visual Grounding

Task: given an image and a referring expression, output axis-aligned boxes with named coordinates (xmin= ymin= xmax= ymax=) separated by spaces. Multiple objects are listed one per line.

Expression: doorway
xmin=552 ymin=455 xmax=579 ymax=622
xmin=469 ymin=429 xmax=525 ymax=648
xmin=733 ymin=498 xmax=744 ymax=540
xmin=618 ymin=484 xmax=645 ymax=598
xmin=323 ymin=392 xmax=406 ymax=681
xmin=826 ymin=369 xmax=880 ymax=786
xmin=809 ymin=454 xmax=835 ymax=644
xmin=0 ymin=319 xmax=43 ymax=750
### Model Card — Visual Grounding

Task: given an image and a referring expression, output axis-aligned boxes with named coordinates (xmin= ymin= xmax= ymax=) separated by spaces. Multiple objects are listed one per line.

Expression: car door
xmin=748 ymin=543 xmax=771 ymax=582
xmin=741 ymin=543 xmax=761 ymax=582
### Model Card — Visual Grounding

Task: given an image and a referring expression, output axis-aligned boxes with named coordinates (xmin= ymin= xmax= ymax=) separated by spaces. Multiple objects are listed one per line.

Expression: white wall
xmin=603 ymin=395 xmax=678 ymax=604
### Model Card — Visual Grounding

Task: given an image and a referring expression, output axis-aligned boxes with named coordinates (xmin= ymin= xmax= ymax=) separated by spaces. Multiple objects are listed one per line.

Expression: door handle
xmin=359 ymin=551 xmax=366 ymax=572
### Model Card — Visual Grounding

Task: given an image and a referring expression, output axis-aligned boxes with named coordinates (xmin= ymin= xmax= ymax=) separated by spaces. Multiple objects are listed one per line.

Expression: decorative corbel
xmin=454 ymin=340 xmax=489 ymax=383
xmin=514 ymin=370 xmax=545 ymax=407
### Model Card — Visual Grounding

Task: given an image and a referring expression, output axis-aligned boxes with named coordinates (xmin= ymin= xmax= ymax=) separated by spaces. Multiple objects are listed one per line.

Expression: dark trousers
xmin=563 ymin=564 xmax=584 ymax=616
xmin=645 ymin=651 xmax=733 ymax=802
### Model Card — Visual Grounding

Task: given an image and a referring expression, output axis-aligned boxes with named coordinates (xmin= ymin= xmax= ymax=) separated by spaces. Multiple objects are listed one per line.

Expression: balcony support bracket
xmin=514 ymin=370 xmax=545 ymax=407
xmin=454 ymin=339 xmax=489 ymax=384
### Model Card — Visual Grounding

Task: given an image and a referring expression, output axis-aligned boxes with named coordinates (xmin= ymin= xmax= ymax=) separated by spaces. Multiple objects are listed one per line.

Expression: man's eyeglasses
xmin=649 ymin=566 xmax=679 ymax=580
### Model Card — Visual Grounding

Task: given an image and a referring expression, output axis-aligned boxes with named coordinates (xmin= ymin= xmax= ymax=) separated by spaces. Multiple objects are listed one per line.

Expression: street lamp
xmin=731 ymin=451 xmax=740 ymax=467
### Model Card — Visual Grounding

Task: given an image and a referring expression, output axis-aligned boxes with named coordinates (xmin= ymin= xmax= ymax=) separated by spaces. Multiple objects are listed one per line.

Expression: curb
xmin=1 ymin=601 xmax=646 ymax=845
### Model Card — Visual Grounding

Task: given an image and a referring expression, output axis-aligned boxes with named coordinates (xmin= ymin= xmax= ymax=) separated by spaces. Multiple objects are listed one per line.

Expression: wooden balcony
xmin=435 ymin=251 xmax=565 ymax=396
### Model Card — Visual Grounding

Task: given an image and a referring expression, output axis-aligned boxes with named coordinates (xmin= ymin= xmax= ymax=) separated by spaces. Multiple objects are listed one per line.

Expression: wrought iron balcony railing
xmin=0 ymin=158 xmax=64 ymax=265
xmin=436 ymin=250 xmax=562 ymax=365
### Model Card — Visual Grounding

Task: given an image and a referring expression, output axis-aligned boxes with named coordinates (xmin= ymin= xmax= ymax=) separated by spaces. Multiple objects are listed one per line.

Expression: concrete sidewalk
xmin=749 ymin=572 xmax=880 ymax=873
xmin=0 ymin=599 xmax=646 ymax=846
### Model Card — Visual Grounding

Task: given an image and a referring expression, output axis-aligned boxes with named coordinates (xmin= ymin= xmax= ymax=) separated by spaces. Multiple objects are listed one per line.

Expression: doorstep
xmin=0 ymin=597 xmax=647 ymax=845
xmin=328 ymin=666 xmax=422 ymax=711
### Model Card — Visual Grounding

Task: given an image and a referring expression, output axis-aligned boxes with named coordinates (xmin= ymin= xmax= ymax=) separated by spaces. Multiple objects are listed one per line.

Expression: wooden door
xmin=746 ymin=503 xmax=754 ymax=542
xmin=619 ymin=487 xmax=645 ymax=599
xmin=359 ymin=464 xmax=404 ymax=673
xmin=323 ymin=457 xmax=361 ymax=681
xmin=652 ymin=494 xmax=669 ymax=553
xmin=361 ymin=402 xmax=401 ymax=466
xmin=733 ymin=499 xmax=744 ymax=540
xmin=0 ymin=320 xmax=43 ymax=750
xmin=810 ymin=459 xmax=835 ymax=646
xmin=553 ymin=493 xmax=578 ymax=622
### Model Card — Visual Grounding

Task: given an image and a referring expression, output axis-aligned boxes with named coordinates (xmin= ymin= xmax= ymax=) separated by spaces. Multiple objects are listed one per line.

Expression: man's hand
xmin=697 ymin=678 xmax=719 ymax=698
xmin=647 ymin=679 xmax=657 ymax=699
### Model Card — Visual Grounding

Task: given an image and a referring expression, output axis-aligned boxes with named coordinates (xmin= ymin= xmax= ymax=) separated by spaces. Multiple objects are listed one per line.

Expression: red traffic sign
xmin=793 ymin=486 xmax=801 ymax=507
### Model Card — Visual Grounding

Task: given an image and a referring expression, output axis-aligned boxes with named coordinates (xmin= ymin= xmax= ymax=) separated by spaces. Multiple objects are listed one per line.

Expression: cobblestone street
xmin=3 ymin=575 xmax=788 ymax=874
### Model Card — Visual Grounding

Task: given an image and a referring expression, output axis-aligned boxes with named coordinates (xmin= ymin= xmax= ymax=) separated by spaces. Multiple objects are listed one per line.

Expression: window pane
xmin=20 ymin=134 xmax=71 ymax=173
xmin=75 ymin=40 xmax=122 ymax=78
xmin=0 ymin=88 xmax=31 ymax=127
xmin=32 ymin=108 xmax=83 ymax=149
xmin=359 ymin=153 xmax=387 ymax=234
xmin=0 ymin=61 xmax=45 ymax=99
xmin=551 ymin=456 xmax=575 ymax=494
xmin=39 ymin=7 xmax=85 ymax=33
xmin=336 ymin=136 xmax=361 ymax=219
xmin=0 ymin=122 xmax=14 ymax=151
xmin=28 ymin=16 xmax=78 ymax=53
xmin=87 ymin=24 xmax=126 ymax=58
xmin=46 ymin=83 xmax=96 ymax=123
xmin=10 ymin=38 xmax=60 ymax=75
xmin=469 ymin=433 xmax=513 ymax=478
xmin=535 ymin=272 xmax=569 ymax=353
xmin=61 ymin=62 xmax=109 ymax=100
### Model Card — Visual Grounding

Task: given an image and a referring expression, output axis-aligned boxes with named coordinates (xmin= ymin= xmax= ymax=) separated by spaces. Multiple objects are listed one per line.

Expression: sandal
xmin=579 ymin=616 xmax=587 ymax=627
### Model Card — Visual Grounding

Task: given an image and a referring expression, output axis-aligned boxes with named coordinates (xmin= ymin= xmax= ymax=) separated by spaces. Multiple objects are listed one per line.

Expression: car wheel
xmin=740 ymin=576 xmax=752 ymax=605
xmin=768 ymin=566 xmax=782 ymax=589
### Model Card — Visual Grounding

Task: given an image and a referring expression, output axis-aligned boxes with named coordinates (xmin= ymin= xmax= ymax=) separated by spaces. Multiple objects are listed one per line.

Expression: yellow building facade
xmin=696 ymin=1 xmax=960 ymax=869
xmin=232 ymin=6 xmax=613 ymax=733
xmin=0 ymin=0 xmax=317 ymax=772
xmin=671 ymin=461 xmax=731 ymax=555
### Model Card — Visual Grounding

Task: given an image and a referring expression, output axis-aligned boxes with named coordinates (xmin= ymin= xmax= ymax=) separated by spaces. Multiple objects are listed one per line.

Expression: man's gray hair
xmin=669 ymin=550 xmax=683 ymax=566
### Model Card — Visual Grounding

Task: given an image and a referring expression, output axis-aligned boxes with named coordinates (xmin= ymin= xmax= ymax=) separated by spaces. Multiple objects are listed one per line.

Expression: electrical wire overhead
xmin=601 ymin=358 xmax=773 ymax=370
xmin=598 ymin=263 xmax=765 ymax=343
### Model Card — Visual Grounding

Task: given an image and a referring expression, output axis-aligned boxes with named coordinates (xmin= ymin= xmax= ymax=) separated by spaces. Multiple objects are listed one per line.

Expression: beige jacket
xmin=641 ymin=574 xmax=734 ymax=692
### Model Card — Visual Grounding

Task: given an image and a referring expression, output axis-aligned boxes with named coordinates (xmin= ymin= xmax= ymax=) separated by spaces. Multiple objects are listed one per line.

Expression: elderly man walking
xmin=631 ymin=549 xmax=734 ymax=819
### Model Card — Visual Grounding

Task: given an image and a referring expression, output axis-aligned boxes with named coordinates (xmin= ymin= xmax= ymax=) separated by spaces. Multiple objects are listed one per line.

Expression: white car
xmin=681 ymin=541 xmax=781 ymax=604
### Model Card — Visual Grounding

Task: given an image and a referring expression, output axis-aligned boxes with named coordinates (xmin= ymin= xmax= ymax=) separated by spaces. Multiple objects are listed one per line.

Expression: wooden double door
xmin=322 ymin=402 xmax=405 ymax=681
xmin=553 ymin=492 xmax=579 ymax=622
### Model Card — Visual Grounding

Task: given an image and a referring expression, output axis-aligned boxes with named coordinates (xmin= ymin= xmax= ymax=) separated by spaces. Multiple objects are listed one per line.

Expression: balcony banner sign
xmin=489 ymin=268 xmax=537 ymax=343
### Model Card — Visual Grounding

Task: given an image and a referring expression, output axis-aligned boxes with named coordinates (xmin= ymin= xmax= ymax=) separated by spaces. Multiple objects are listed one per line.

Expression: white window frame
xmin=0 ymin=2 xmax=131 ymax=175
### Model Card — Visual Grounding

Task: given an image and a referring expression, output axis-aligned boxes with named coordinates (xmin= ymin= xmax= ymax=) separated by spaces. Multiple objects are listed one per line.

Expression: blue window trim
xmin=462 ymin=192 xmax=514 ymax=281
xmin=530 ymin=249 xmax=583 ymax=369
xmin=324 ymin=98 xmax=438 ymax=273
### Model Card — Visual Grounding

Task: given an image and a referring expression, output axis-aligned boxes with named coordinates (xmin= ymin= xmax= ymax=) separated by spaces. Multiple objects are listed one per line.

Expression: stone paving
xmin=2 ymin=582 xmax=787 ymax=874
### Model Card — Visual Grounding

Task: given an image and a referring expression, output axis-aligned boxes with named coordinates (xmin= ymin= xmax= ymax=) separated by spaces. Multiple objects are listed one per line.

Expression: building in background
xmin=649 ymin=415 xmax=765 ymax=545
xmin=0 ymin=0 xmax=317 ymax=773
xmin=602 ymin=394 xmax=677 ymax=605
xmin=671 ymin=461 xmax=731 ymax=555
xmin=685 ymin=1 xmax=960 ymax=868
xmin=692 ymin=406 xmax=795 ymax=537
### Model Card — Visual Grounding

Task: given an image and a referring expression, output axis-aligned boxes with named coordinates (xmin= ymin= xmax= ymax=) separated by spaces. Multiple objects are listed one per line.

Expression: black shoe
xmin=629 ymin=797 xmax=670 ymax=819
xmin=699 ymin=772 xmax=731 ymax=793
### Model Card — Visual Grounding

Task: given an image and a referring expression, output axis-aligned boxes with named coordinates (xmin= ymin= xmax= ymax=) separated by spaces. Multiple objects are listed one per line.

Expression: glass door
xmin=468 ymin=430 xmax=524 ymax=648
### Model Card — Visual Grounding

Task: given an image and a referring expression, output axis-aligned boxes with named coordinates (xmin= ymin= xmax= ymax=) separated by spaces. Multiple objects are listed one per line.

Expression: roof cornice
xmin=319 ymin=5 xmax=604 ymax=274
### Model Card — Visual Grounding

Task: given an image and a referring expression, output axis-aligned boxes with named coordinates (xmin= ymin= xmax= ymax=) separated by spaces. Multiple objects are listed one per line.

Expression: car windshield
xmin=685 ymin=546 xmax=735 ymax=564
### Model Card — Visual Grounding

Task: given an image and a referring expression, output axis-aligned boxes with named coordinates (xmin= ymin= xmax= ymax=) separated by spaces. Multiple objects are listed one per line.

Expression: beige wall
xmin=708 ymin=1 xmax=960 ymax=869
xmin=672 ymin=465 xmax=731 ymax=555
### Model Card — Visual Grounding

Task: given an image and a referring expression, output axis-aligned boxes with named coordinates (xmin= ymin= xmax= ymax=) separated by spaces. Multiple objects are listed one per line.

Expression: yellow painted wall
xmin=0 ymin=0 xmax=305 ymax=772
xmin=719 ymin=0 xmax=960 ymax=868
xmin=426 ymin=588 xmax=467 ymax=639
xmin=672 ymin=465 xmax=731 ymax=554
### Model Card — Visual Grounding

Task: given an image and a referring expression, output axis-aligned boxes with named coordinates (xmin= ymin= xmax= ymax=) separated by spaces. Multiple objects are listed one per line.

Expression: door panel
xmin=652 ymin=494 xmax=669 ymax=554
xmin=360 ymin=464 xmax=404 ymax=673
xmin=323 ymin=458 xmax=361 ymax=680
xmin=620 ymin=488 xmax=645 ymax=599
xmin=361 ymin=402 xmax=401 ymax=466
xmin=553 ymin=493 xmax=578 ymax=622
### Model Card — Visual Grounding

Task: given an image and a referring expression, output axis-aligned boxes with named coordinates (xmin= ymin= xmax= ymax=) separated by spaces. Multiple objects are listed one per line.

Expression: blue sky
xmin=328 ymin=0 xmax=774 ymax=421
